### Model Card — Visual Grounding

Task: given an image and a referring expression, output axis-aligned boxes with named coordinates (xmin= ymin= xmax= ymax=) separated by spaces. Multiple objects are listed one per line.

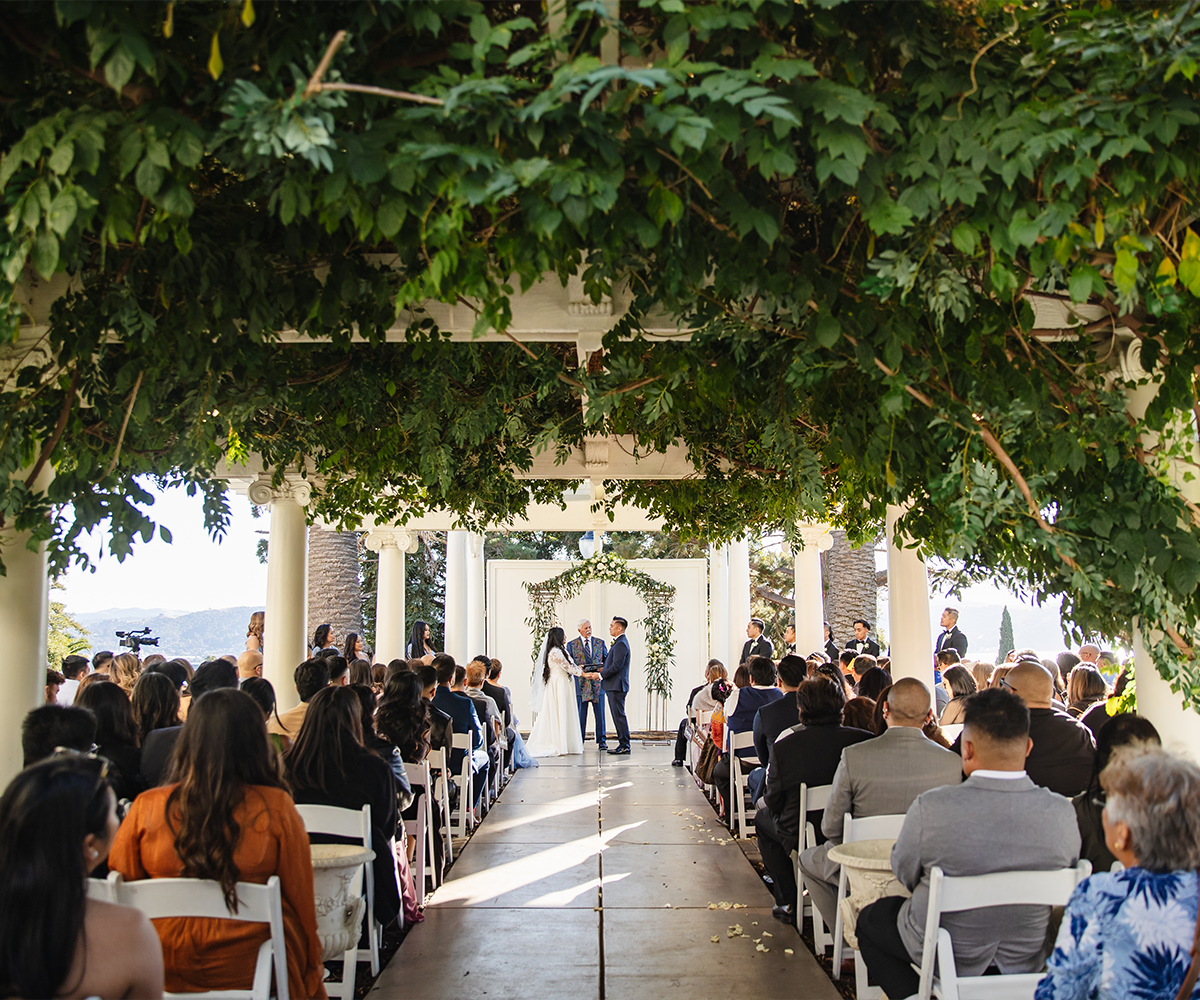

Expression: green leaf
xmin=159 ymin=524 xmax=173 ymax=543
xmin=48 ymin=141 xmax=75 ymax=174
xmin=31 ymin=232 xmax=59 ymax=279
xmin=1113 ymin=249 xmax=1139 ymax=295
xmin=815 ymin=312 xmax=841 ymax=347
xmin=1068 ymin=265 xmax=1104 ymax=303
xmin=172 ymin=130 xmax=204 ymax=168
xmin=161 ymin=183 xmax=194 ymax=217
xmin=377 ymin=197 xmax=407 ymax=237
xmin=989 ymin=262 xmax=1018 ymax=298
xmin=135 ymin=157 xmax=163 ymax=198
xmin=104 ymin=43 xmax=136 ymax=92
xmin=118 ymin=131 xmax=144 ymax=179
xmin=951 ymin=222 xmax=979 ymax=255
xmin=862 ymin=196 xmax=913 ymax=236
xmin=1007 ymin=210 xmax=1041 ymax=249
xmin=47 ymin=190 xmax=78 ymax=236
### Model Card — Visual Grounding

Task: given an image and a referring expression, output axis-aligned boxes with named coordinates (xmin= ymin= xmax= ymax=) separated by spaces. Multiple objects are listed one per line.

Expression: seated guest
xmin=752 ymin=654 xmax=806 ymax=776
xmin=21 ymin=704 xmax=96 ymax=766
xmin=934 ymin=649 xmax=959 ymax=716
xmin=235 ymin=650 xmax=262 ymax=682
xmin=1056 ymin=650 xmax=1081 ymax=692
xmin=109 ymin=652 xmax=141 ymax=695
xmin=856 ymin=688 xmax=1080 ymax=999
xmin=1065 ymin=666 xmax=1108 ymax=719
xmin=57 ymin=654 xmax=90 ymax=706
xmin=109 ymin=689 xmax=326 ymax=998
xmin=286 ymin=686 xmax=403 ymax=930
xmin=76 ymin=680 xmax=143 ymax=804
xmin=239 ymin=677 xmax=291 ymax=754
xmin=131 ymin=671 xmax=181 ymax=748
xmin=142 ymin=660 xmax=239 ymax=788
xmin=842 ymin=695 xmax=878 ymax=733
xmin=414 ymin=664 xmax=453 ymax=763
xmin=348 ymin=658 xmax=373 ymax=687
xmin=268 ymin=658 xmax=329 ymax=737
xmin=1078 ymin=666 xmax=1130 ymax=740
xmin=371 ymin=662 xmax=387 ymax=695
xmin=801 ymin=678 xmax=963 ymax=933
xmin=674 ymin=660 xmax=725 ymax=767
xmin=73 ymin=670 xmax=110 ymax=705
xmin=0 ymin=753 xmax=164 ymax=999
xmin=430 ymin=655 xmax=490 ymax=807
xmin=1071 ymin=713 xmax=1160 ymax=874
xmin=1003 ymin=661 xmax=1095 ymax=797
xmin=850 ymin=654 xmax=877 ymax=691
xmin=839 ymin=648 xmax=857 ymax=682
xmin=1036 ymin=746 xmax=1200 ymax=1000
xmin=856 ymin=666 xmax=891 ymax=703
xmin=463 ymin=660 xmax=505 ymax=769
xmin=45 ymin=668 xmax=64 ymax=704
xmin=871 ymin=682 xmax=953 ymax=748
xmin=939 ymin=664 xmax=978 ymax=725
xmin=710 ymin=656 xmax=784 ymax=797
xmin=755 ymin=677 xmax=874 ymax=925
xmin=971 ymin=660 xmax=995 ymax=692
xmin=92 ymin=649 xmax=114 ymax=672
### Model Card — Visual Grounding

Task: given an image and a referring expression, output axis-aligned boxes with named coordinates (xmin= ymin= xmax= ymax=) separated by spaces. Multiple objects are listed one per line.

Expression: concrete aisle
xmin=368 ymin=745 xmax=841 ymax=1000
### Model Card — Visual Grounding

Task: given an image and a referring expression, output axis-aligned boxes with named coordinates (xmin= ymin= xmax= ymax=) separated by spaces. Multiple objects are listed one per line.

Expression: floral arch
xmin=523 ymin=552 xmax=676 ymax=700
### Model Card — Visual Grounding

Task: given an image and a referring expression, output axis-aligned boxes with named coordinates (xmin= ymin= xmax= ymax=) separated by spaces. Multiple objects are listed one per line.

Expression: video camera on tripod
xmin=115 ymin=627 xmax=160 ymax=654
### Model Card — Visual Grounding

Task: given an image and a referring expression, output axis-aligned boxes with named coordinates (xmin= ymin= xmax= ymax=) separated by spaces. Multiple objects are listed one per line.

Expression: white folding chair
xmin=830 ymin=811 xmax=908 ymax=994
xmin=940 ymin=723 xmax=964 ymax=745
xmin=912 ymin=861 xmax=1092 ymax=1000
xmin=728 ymin=730 xmax=760 ymax=838
xmin=450 ymin=733 xmax=476 ymax=837
xmin=404 ymin=761 xmax=438 ymax=893
xmin=429 ymin=747 xmax=454 ymax=863
xmin=793 ymin=782 xmax=833 ymax=954
xmin=687 ymin=709 xmax=712 ymax=774
xmin=294 ymin=802 xmax=382 ymax=991
xmin=102 ymin=870 xmax=289 ymax=1000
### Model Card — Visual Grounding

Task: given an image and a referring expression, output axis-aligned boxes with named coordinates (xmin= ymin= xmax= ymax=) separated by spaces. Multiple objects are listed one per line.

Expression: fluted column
xmin=728 ymin=535 xmax=752 ymax=667
xmin=709 ymin=543 xmax=730 ymax=671
xmin=364 ymin=528 xmax=416 ymax=664
xmin=795 ymin=523 xmax=834 ymax=657
xmin=445 ymin=530 xmax=468 ymax=662
xmin=0 ymin=462 xmax=53 ymax=787
xmin=885 ymin=504 xmax=935 ymax=691
xmin=248 ymin=475 xmax=311 ymax=712
xmin=466 ymin=531 xmax=486 ymax=658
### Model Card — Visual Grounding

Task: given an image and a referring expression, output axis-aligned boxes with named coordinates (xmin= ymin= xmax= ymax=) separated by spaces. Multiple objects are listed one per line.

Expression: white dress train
xmin=526 ymin=648 xmax=585 ymax=757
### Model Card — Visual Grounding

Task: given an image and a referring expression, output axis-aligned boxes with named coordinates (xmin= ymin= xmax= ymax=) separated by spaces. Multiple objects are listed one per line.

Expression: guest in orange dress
xmin=109 ymin=688 xmax=327 ymax=999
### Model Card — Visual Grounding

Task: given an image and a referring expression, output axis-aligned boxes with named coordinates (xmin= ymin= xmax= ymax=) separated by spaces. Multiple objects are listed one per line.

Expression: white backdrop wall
xmin=486 ymin=558 xmax=709 ymax=734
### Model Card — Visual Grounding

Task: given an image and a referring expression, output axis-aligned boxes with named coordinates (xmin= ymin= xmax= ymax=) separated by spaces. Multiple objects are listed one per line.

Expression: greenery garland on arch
xmin=523 ymin=552 xmax=676 ymax=700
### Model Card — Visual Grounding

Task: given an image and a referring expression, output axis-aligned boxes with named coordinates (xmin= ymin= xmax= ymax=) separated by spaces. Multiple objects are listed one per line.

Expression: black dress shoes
xmin=607 ymin=746 xmax=631 ymax=755
xmin=671 ymin=759 xmax=684 ymax=767
xmin=771 ymin=904 xmax=796 ymax=926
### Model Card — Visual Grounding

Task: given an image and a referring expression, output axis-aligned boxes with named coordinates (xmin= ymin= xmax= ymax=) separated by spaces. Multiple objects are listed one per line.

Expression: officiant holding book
xmin=567 ymin=619 xmax=608 ymax=749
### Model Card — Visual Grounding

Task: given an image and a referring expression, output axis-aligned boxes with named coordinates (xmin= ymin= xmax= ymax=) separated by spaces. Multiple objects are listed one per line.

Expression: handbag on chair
xmin=695 ymin=735 xmax=721 ymax=784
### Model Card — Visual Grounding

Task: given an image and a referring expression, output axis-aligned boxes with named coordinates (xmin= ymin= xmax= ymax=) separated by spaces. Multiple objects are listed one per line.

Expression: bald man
xmin=798 ymin=678 xmax=963 ymax=934
xmin=1078 ymin=643 xmax=1100 ymax=664
xmin=1000 ymin=661 xmax=1094 ymax=797
xmin=236 ymin=650 xmax=263 ymax=682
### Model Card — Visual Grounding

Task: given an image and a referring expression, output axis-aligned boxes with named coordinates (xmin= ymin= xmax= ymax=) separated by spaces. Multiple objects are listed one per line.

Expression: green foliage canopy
xmin=5 ymin=1 xmax=1200 ymax=706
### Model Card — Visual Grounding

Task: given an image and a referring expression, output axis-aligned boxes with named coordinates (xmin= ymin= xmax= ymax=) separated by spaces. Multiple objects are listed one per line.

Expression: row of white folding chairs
xmin=792 ymin=782 xmax=834 ymax=954
xmin=728 ymin=730 xmax=760 ymax=838
xmin=88 ymin=871 xmax=289 ymax=1000
xmin=403 ymin=760 xmax=439 ymax=897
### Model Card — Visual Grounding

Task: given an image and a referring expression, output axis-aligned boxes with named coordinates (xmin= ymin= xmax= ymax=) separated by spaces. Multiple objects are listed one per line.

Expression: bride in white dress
xmin=526 ymin=627 xmax=599 ymax=757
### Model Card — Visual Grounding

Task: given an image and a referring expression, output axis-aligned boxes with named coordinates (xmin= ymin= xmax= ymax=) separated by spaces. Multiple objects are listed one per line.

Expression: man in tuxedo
xmin=782 ymin=622 xmax=797 ymax=656
xmin=934 ymin=607 xmax=968 ymax=658
xmin=601 ymin=617 xmax=632 ymax=754
xmin=845 ymin=618 xmax=881 ymax=657
xmin=740 ymin=618 xmax=774 ymax=664
xmin=566 ymin=619 xmax=608 ymax=749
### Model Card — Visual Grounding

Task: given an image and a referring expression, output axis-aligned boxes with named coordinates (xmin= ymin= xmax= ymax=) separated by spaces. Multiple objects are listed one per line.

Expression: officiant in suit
xmin=601 ymin=617 xmax=632 ymax=754
xmin=567 ymin=619 xmax=608 ymax=749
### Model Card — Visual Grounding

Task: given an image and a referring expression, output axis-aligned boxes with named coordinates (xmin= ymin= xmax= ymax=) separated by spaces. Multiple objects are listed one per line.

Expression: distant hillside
xmin=73 ymin=607 xmax=259 ymax=663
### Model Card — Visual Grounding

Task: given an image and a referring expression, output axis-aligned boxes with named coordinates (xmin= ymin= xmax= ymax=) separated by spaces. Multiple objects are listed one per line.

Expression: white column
xmin=886 ymin=504 xmax=935 ymax=691
xmin=365 ymin=528 xmax=414 ymax=664
xmin=728 ymin=535 xmax=752 ymax=668
xmin=709 ymin=543 xmax=730 ymax=671
xmin=248 ymin=476 xmax=311 ymax=712
xmin=0 ymin=463 xmax=53 ymax=787
xmin=445 ymin=529 xmax=468 ymax=662
xmin=466 ymin=531 xmax=485 ymax=657
xmin=795 ymin=523 xmax=834 ymax=657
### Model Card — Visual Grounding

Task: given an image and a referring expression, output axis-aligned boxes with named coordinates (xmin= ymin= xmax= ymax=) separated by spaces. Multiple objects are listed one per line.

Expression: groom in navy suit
xmin=601 ymin=616 xmax=632 ymax=755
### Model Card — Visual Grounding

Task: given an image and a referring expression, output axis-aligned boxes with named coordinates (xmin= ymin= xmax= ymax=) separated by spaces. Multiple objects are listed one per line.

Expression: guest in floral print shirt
xmin=1036 ymin=746 xmax=1200 ymax=1000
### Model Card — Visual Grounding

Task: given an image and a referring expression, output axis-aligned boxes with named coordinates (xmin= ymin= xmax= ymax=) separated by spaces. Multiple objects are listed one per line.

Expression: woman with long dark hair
xmin=285 ymin=686 xmax=403 ymax=929
xmin=132 ymin=671 xmax=181 ymax=746
xmin=76 ymin=680 xmax=144 ymax=803
xmin=109 ymin=689 xmax=326 ymax=998
xmin=526 ymin=626 xmax=594 ymax=758
xmin=239 ymin=676 xmax=291 ymax=755
xmin=0 ymin=753 xmax=164 ymax=999
xmin=343 ymin=632 xmax=367 ymax=664
xmin=406 ymin=620 xmax=436 ymax=662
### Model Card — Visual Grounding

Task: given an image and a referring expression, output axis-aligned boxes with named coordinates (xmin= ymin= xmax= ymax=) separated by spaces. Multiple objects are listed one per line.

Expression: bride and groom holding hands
xmin=526 ymin=617 xmax=632 ymax=758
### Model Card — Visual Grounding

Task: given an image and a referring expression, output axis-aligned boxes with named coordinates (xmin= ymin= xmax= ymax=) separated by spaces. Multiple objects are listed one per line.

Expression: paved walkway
xmin=369 ymin=745 xmax=840 ymax=1000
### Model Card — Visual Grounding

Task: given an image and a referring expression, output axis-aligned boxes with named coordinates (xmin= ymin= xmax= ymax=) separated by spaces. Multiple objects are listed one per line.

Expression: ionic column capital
xmin=795 ymin=522 xmax=834 ymax=553
xmin=364 ymin=527 xmax=418 ymax=554
xmin=247 ymin=475 xmax=312 ymax=508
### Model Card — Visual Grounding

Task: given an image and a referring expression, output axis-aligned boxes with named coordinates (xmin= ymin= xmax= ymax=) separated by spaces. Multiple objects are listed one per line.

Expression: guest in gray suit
xmin=856 ymin=688 xmax=1081 ymax=999
xmin=799 ymin=677 xmax=963 ymax=931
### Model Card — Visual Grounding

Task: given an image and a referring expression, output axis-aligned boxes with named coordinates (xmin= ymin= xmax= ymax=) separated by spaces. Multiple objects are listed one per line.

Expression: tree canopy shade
xmin=6 ymin=1 xmax=1200 ymax=706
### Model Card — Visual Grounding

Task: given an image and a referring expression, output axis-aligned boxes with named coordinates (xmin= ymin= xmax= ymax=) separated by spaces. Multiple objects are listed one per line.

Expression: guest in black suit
xmin=755 ymin=676 xmax=874 ymax=924
xmin=824 ymin=621 xmax=840 ymax=663
xmin=601 ymin=617 xmax=632 ymax=754
xmin=752 ymin=654 xmax=807 ymax=776
xmin=1004 ymin=661 xmax=1095 ymax=796
xmin=845 ymin=619 xmax=881 ymax=657
xmin=740 ymin=618 xmax=774 ymax=664
xmin=934 ymin=607 xmax=969 ymax=658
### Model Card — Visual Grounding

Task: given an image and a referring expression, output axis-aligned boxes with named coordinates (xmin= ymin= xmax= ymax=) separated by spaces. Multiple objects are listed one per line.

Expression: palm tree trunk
xmin=820 ymin=529 xmax=881 ymax=651
xmin=306 ymin=525 xmax=364 ymax=654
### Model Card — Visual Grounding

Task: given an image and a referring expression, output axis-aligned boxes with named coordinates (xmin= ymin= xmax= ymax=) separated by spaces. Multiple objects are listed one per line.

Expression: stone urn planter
xmin=826 ymin=839 xmax=911 ymax=951
xmin=310 ymin=843 xmax=375 ymax=961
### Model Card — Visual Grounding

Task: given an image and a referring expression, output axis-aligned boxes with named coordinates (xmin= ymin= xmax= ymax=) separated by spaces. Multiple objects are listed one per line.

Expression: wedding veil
xmin=529 ymin=630 xmax=552 ymax=717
